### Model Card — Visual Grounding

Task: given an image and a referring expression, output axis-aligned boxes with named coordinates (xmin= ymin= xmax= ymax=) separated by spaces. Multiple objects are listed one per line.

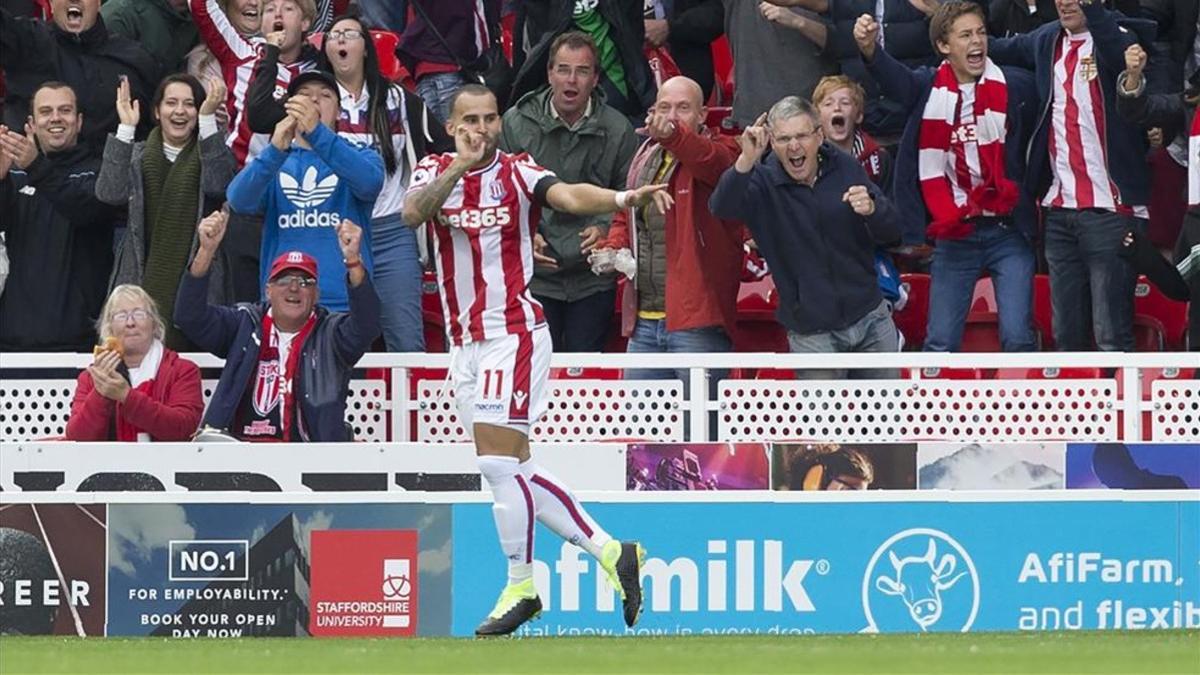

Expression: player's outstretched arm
xmin=545 ymin=181 xmax=673 ymax=217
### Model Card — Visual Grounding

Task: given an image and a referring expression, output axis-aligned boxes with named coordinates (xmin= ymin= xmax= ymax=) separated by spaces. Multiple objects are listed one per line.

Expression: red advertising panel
xmin=309 ymin=530 xmax=418 ymax=636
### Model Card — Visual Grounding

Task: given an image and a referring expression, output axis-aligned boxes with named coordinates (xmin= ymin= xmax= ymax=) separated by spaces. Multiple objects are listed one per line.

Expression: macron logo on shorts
xmin=512 ymin=390 xmax=528 ymax=410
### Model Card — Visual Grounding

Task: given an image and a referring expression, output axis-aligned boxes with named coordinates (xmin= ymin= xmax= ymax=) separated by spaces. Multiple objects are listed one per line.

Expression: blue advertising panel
xmin=451 ymin=500 xmax=1200 ymax=636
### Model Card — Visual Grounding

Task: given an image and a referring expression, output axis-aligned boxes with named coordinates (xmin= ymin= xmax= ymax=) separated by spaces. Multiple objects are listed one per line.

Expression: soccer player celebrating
xmin=403 ymin=83 xmax=669 ymax=637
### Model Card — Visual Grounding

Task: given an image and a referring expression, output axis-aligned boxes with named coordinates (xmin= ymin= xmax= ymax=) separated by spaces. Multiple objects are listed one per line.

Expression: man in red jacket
xmin=592 ymin=75 xmax=743 ymax=396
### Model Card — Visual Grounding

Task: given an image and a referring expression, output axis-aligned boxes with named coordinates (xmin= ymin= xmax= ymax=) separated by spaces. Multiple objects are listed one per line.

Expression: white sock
xmin=519 ymin=459 xmax=612 ymax=560
xmin=477 ymin=455 xmax=535 ymax=585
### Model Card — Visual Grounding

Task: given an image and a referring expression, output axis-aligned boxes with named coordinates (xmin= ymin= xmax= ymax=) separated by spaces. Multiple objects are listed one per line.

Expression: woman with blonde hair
xmin=65 ymin=285 xmax=204 ymax=442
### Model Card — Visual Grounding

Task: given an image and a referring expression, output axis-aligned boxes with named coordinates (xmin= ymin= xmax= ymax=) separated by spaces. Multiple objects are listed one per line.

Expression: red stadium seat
xmin=550 ymin=368 xmax=622 ymax=379
xmin=709 ymin=35 xmax=734 ymax=106
xmin=755 ymin=368 xmax=796 ymax=380
xmin=904 ymin=367 xmax=987 ymax=379
xmin=1133 ymin=314 xmax=1167 ymax=352
xmin=894 ymin=273 xmax=930 ymax=351
xmin=970 ymin=276 xmax=997 ymax=313
xmin=370 ymin=30 xmax=404 ymax=83
xmin=960 ymin=312 xmax=1003 ymax=352
xmin=1134 ymin=276 xmax=1189 ymax=350
xmin=705 ymin=106 xmax=737 ymax=135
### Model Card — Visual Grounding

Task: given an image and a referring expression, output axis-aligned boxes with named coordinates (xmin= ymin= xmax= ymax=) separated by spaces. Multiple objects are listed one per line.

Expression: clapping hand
xmin=89 ymin=350 xmax=130 ymax=402
xmin=271 ymin=114 xmax=297 ymax=150
xmin=0 ymin=122 xmax=37 ymax=169
xmin=199 ymin=76 xmax=227 ymax=117
xmin=284 ymin=95 xmax=320 ymax=134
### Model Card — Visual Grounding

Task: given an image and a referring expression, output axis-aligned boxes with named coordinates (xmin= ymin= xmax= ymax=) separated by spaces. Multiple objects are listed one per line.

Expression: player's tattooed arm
xmin=402 ymin=163 xmax=469 ymax=228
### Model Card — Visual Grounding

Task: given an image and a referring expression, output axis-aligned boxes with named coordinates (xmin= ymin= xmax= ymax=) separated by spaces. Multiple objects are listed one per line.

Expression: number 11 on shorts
xmin=482 ymin=369 xmax=504 ymax=400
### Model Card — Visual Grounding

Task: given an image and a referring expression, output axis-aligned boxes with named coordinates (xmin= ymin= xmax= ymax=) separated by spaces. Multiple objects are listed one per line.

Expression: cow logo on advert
xmin=861 ymin=528 xmax=980 ymax=633
xmin=310 ymin=530 xmax=419 ymax=636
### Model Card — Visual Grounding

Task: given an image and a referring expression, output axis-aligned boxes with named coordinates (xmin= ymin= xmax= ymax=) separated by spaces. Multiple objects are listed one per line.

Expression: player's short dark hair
xmin=928 ymin=1 xmax=986 ymax=52
xmin=548 ymin=31 xmax=599 ymax=71
xmin=448 ymin=83 xmax=498 ymax=119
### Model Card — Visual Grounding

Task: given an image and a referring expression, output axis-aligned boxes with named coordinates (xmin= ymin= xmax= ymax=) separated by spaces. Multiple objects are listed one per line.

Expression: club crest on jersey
xmin=253 ymin=360 xmax=282 ymax=416
xmin=488 ymin=180 xmax=508 ymax=201
xmin=1078 ymin=56 xmax=1098 ymax=82
xmin=512 ymin=390 xmax=528 ymax=410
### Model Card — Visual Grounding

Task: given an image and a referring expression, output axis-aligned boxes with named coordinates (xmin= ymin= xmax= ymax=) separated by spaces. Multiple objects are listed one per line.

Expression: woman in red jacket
xmin=65 ymin=285 xmax=204 ymax=442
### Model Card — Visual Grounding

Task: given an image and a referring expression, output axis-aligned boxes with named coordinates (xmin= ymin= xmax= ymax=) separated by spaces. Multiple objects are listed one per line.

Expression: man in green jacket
xmin=499 ymin=30 xmax=639 ymax=352
xmin=102 ymin=0 xmax=199 ymax=74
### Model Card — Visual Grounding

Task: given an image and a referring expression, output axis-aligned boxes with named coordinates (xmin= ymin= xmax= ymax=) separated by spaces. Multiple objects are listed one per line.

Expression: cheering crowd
xmin=0 ymin=0 xmax=1196 ymax=445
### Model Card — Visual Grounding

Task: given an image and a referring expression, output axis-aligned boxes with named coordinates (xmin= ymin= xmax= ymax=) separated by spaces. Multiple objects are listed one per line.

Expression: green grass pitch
xmin=0 ymin=631 xmax=1197 ymax=674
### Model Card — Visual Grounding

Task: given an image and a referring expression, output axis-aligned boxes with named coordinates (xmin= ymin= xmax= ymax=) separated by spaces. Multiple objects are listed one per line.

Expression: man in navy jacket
xmin=988 ymin=0 xmax=1159 ymax=351
xmin=176 ymin=210 xmax=380 ymax=442
xmin=710 ymin=96 xmax=900 ymax=379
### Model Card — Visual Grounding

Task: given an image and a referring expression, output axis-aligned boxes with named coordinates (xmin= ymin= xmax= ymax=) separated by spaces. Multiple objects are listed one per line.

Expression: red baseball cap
xmin=268 ymin=250 xmax=318 ymax=281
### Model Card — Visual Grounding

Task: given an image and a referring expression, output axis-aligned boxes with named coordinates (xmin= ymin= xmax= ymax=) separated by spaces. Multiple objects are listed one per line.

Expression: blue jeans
xmin=625 ymin=319 xmax=731 ymax=399
xmin=1044 ymin=209 xmax=1140 ymax=351
xmin=416 ymin=71 xmax=468 ymax=125
xmin=371 ymin=213 xmax=425 ymax=352
xmin=788 ymin=299 xmax=900 ymax=379
xmin=925 ymin=220 xmax=1036 ymax=352
xmin=356 ymin=0 xmax=406 ymax=33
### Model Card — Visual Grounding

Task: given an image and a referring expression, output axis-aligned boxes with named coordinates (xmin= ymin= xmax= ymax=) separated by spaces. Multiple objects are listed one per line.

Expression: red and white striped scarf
xmin=918 ymin=58 xmax=1019 ymax=239
xmin=1189 ymin=107 xmax=1199 ymax=207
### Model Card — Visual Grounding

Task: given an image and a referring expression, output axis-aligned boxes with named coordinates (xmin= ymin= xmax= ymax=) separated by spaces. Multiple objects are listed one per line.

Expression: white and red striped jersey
xmin=946 ymin=83 xmax=986 ymax=204
xmin=407 ymin=150 xmax=554 ymax=346
xmin=190 ymin=0 xmax=310 ymax=166
xmin=1043 ymin=32 xmax=1147 ymax=217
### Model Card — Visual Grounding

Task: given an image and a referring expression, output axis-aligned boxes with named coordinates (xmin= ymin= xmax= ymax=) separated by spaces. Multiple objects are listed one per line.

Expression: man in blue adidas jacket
xmin=228 ymin=70 xmax=383 ymax=312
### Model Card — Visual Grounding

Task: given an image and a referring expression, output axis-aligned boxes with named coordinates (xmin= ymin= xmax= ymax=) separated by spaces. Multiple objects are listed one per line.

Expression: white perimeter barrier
xmin=2 ymin=351 xmax=1197 ymax=444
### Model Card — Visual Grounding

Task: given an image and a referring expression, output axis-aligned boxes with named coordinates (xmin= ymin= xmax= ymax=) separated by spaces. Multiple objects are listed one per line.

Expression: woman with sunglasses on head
xmin=65 ymin=285 xmax=204 ymax=442
xmin=245 ymin=8 xmax=451 ymax=352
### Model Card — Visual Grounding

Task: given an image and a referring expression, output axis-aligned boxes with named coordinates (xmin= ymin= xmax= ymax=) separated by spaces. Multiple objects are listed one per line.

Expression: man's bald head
xmin=654 ymin=76 xmax=706 ymax=132
xmin=658 ymin=77 xmax=704 ymax=108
